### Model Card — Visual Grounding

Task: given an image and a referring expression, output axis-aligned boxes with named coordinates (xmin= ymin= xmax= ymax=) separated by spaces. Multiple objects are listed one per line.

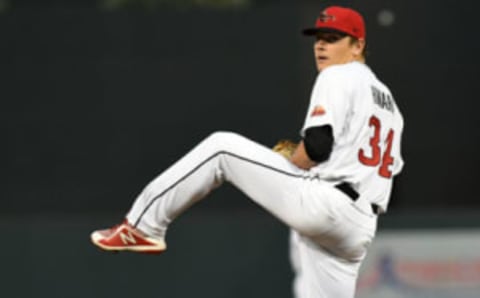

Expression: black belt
xmin=335 ymin=182 xmax=380 ymax=215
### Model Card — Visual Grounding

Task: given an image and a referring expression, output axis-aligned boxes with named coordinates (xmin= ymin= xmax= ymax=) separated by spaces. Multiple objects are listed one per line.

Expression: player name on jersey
xmin=371 ymin=86 xmax=394 ymax=113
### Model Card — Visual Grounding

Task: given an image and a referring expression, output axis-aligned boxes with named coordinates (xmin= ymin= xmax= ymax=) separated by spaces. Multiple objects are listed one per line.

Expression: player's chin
xmin=315 ymin=58 xmax=331 ymax=72
xmin=316 ymin=62 xmax=329 ymax=72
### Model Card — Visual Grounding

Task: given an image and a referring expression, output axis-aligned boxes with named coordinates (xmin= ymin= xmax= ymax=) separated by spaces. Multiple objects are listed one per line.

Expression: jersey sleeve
xmin=301 ymin=68 xmax=351 ymax=139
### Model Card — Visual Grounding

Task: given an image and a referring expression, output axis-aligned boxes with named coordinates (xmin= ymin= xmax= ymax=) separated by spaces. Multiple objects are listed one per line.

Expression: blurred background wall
xmin=2 ymin=0 xmax=480 ymax=297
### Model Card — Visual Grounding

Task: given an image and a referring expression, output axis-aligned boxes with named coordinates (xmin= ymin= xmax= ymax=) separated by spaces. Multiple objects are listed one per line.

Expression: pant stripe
xmin=132 ymin=150 xmax=304 ymax=227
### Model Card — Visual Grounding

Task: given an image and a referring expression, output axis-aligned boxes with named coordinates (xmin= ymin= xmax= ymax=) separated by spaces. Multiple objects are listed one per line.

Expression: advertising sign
xmin=357 ymin=230 xmax=480 ymax=298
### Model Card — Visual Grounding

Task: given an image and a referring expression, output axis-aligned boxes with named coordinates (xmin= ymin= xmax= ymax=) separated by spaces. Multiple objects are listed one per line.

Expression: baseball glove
xmin=272 ymin=140 xmax=298 ymax=159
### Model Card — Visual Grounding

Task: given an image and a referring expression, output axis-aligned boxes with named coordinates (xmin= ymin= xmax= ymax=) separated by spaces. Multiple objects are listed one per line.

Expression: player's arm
xmin=290 ymin=141 xmax=316 ymax=170
xmin=290 ymin=125 xmax=334 ymax=170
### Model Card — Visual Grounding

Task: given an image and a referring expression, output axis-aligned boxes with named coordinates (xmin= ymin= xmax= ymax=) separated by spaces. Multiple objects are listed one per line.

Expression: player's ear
xmin=351 ymin=38 xmax=366 ymax=58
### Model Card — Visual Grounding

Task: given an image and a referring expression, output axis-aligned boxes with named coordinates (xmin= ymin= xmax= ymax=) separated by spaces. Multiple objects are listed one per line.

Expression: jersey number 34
xmin=358 ymin=115 xmax=395 ymax=179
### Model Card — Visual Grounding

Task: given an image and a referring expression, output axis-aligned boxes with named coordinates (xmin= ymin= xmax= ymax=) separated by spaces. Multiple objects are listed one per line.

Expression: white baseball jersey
xmin=302 ymin=61 xmax=404 ymax=213
xmin=290 ymin=61 xmax=404 ymax=298
xmin=124 ymin=61 xmax=404 ymax=298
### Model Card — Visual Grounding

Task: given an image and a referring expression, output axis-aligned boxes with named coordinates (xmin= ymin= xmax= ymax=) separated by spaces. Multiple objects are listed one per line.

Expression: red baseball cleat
xmin=90 ymin=220 xmax=166 ymax=254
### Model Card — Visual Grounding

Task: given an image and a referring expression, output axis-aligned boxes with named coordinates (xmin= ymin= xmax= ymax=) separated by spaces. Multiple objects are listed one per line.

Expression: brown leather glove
xmin=272 ymin=140 xmax=298 ymax=159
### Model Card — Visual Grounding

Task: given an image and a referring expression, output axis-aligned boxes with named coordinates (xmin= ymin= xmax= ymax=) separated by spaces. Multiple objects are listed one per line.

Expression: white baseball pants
xmin=126 ymin=131 xmax=377 ymax=298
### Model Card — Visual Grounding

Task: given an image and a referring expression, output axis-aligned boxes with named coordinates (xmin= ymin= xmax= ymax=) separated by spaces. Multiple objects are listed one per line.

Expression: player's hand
xmin=289 ymin=141 xmax=317 ymax=170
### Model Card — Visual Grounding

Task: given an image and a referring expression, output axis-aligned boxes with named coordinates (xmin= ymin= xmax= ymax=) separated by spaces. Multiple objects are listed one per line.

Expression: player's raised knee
xmin=205 ymin=131 xmax=244 ymax=149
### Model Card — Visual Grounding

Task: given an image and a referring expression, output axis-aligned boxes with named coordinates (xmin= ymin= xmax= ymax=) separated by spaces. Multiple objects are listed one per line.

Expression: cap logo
xmin=319 ymin=11 xmax=336 ymax=23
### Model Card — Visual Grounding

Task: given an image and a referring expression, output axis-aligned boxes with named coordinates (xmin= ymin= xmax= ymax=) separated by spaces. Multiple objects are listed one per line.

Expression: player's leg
xmin=91 ymin=131 xmax=333 ymax=252
xmin=126 ymin=131 xmax=329 ymax=239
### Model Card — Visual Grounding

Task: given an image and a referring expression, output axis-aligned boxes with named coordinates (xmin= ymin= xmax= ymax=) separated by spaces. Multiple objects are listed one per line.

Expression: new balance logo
xmin=119 ymin=230 xmax=137 ymax=245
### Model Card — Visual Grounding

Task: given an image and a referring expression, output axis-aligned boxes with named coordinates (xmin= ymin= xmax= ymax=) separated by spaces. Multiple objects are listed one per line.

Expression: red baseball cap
xmin=302 ymin=6 xmax=366 ymax=39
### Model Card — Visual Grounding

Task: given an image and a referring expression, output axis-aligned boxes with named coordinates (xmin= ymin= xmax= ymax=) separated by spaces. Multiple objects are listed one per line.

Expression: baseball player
xmin=91 ymin=6 xmax=404 ymax=298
